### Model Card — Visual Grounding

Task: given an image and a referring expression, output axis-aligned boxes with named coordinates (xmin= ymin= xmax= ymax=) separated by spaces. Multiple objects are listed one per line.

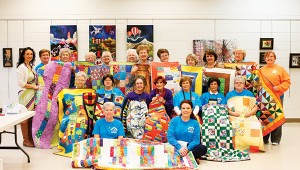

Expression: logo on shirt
xmin=272 ymin=69 xmax=277 ymax=74
xmin=188 ymin=127 xmax=194 ymax=133
xmin=110 ymin=127 xmax=118 ymax=134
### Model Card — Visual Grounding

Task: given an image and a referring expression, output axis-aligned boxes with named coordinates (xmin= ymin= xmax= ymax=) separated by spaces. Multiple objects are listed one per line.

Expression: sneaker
xmin=272 ymin=142 xmax=279 ymax=146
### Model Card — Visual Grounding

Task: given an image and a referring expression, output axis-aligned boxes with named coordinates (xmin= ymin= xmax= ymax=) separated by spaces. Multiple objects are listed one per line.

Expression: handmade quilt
xmin=201 ymin=104 xmax=250 ymax=162
xmin=204 ymin=68 xmax=236 ymax=96
xmin=90 ymin=65 xmax=110 ymax=90
xmin=55 ymin=88 xmax=95 ymax=157
xmin=150 ymin=62 xmax=181 ymax=95
xmin=224 ymin=62 xmax=257 ymax=90
xmin=126 ymin=101 xmax=148 ymax=139
xmin=181 ymin=65 xmax=203 ymax=95
xmin=74 ymin=61 xmax=95 ymax=88
xmin=110 ymin=62 xmax=134 ymax=95
xmin=227 ymin=96 xmax=264 ymax=152
xmin=35 ymin=65 xmax=46 ymax=105
xmin=142 ymin=99 xmax=170 ymax=142
xmin=252 ymin=70 xmax=285 ymax=136
xmin=32 ymin=61 xmax=72 ymax=149
xmin=134 ymin=63 xmax=151 ymax=94
xmin=72 ymin=138 xmax=199 ymax=169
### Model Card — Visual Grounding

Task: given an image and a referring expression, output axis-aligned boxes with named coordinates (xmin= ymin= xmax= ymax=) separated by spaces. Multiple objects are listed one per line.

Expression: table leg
xmin=13 ymin=125 xmax=30 ymax=163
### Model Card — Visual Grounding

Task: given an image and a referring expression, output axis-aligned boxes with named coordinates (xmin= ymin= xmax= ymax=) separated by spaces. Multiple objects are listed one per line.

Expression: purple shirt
xmin=126 ymin=91 xmax=151 ymax=105
xmin=149 ymin=88 xmax=174 ymax=117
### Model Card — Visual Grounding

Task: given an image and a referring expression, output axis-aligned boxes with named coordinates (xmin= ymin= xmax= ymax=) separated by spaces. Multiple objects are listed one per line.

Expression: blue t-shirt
xmin=167 ymin=116 xmax=200 ymax=151
xmin=173 ymin=90 xmax=201 ymax=109
xmin=225 ymin=89 xmax=254 ymax=103
xmin=96 ymin=87 xmax=124 ymax=97
xmin=201 ymin=92 xmax=226 ymax=105
xmin=92 ymin=118 xmax=125 ymax=139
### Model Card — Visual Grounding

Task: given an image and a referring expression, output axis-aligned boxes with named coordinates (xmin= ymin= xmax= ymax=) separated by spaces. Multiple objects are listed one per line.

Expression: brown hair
xmin=264 ymin=51 xmax=276 ymax=60
xmin=102 ymin=74 xmax=115 ymax=85
xmin=179 ymin=76 xmax=192 ymax=87
xmin=136 ymin=45 xmax=149 ymax=55
xmin=180 ymin=100 xmax=196 ymax=120
xmin=203 ymin=50 xmax=218 ymax=62
xmin=157 ymin=49 xmax=169 ymax=58
xmin=39 ymin=49 xmax=50 ymax=58
xmin=154 ymin=76 xmax=167 ymax=85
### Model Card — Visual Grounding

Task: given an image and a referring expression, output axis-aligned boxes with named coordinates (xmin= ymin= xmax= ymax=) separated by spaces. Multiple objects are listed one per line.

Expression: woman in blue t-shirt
xmin=93 ymin=102 xmax=125 ymax=139
xmin=167 ymin=100 xmax=207 ymax=161
xmin=200 ymin=77 xmax=225 ymax=105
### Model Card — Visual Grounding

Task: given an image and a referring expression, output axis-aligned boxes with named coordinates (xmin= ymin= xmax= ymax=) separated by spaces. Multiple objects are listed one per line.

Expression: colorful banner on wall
xmin=110 ymin=62 xmax=134 ymax=95
xmin=50 ymin=25 xmax=78 ymax=61
xmin=150 ymin=62 xmax=181 ymax=95
xmin=181 ymin=65 xmax=203 ymax=95
xmin=127 ymin=25 xmax=154 ymax=61
xmin=193 ymin=39 xmax=237 ymax=66
xmin=89 ymin=25 xmax=116 ymax=63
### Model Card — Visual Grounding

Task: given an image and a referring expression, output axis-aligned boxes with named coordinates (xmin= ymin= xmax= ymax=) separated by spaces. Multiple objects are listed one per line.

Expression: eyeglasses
xmin=235 ymin=82 xmax=244 ymax=84
xmin=76 ymin=79 xmax=86 ymax=82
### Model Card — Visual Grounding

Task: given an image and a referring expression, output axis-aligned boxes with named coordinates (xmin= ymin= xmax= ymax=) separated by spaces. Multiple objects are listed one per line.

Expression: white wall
xmin=0 ymin=0 xmax=300 ymax=118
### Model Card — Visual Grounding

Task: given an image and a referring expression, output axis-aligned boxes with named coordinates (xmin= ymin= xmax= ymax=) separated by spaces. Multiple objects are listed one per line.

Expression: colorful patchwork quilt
xmin=181 ymin=65 xmax=203 ymax=96
xmin=201 ymin=104 xmax=250 ymax=162
xmin=150 ymin=62 xmax=181 ymax=95
xmin=35 ymin=65 xmax=46 ymax=105
xmin=55 ymin=88 xmax=95 ymax=157
xmin=72 ymin=138 xmax=199 ymax=169
xmin=224 ymin=62 xmax=257 ymax=90
xmin=74 ymin=61 xmax=95 ymax=88
xmin=252 ymin=70 xmax=285 ymax=136
xmin=203 ymin=68 xmax=236 ymax=96
xmin=134 ymin=63 xmax=151 ymax=94
xmin=126 ymin=101 xmax=148 ymax=139
xmin=227 ymin=96 xmax=264 ymax=152
xmin=90 ymin=65 xmax=110 ymax=90
xmin=110 ymin=62 xmax=134 ymax=95
xmin=142 ymin=99 xmax=170 ymax=142
xmin=32 ymin=61 xmax=72 ymax=149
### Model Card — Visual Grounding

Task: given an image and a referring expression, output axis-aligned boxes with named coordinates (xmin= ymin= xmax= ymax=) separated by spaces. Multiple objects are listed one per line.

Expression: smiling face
xmin=187 ymin=57 xmax=196 ymax=66
xmin=265 ymin=52 xmax=276 ymax=65
xmin=155 ymin=79 xmax=165 ymax=90
xmin=181 ymin=103 xmax=192 ymax=119
xmin=102 ymin=52 xmax=111 ymax=65
xmin=138 ymin=49 xmax=148 ymax=62
xmin=206 ymin=54 xmax=215 ymax=65
xmin=135 ymin=78 xmax=145 ymax=93
xmin=40 ymin=52 xmax=50 ymax=64
xmin=61 ymin=52 xmax=70 ymax=62
xmin=234 ymin=79 xmax=245 ymax=92
xmin=24 ymin=49 xmax=34 ymax=64
xmin=127 ymin=51 xmax=137 ymax=63
xmin=181 ymin=80 xmax=191 ymax=92
xmin=234 ymin=50 xmax=244 ymax=62
xmin=159 ymin=52 xmax=169 ymax=62
xmin=86 ymin=54 xmax=96 ymax=63
xmin=104 ymin=105 xmax=115 ymax=121
xmin=209 ymin=81 xmax=219 ymax=93
xmin=75 ymin=75 xmax=86 ymax=88
xmin=104 ymin=77 xmax=113 ymax=89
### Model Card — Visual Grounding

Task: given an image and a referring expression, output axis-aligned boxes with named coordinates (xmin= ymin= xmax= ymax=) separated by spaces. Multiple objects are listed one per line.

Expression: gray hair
xmin=234 ymin=75 xmax=245 ymax=84
xmin=84 ymin=52 xmax=96 ymax=61
xmin=59 ymin=48 xmax=71 ymax=57
xmin=233 ymin=48 xmax=246 ymax=59
xmin=127 ymin=49 xmax=138 ymax=58
xmin=75 ymin=71 xmax=88 ymax=81
xmin=103 ymin=102 xmax=115 ymax=111
xmin=102 ymin=51 xmax=111 ymax=57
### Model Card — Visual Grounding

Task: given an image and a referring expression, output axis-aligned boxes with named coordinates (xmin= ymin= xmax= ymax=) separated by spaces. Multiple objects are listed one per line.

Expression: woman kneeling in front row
xmin=167 ymin=100 xmax=207 ymax=160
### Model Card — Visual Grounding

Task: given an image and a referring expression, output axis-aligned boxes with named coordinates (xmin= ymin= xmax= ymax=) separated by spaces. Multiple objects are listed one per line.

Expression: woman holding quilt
xmin=167 ymin=100 xmax=207 ymax=161
xmin=258 ymin=51 xmax=291 ymax=145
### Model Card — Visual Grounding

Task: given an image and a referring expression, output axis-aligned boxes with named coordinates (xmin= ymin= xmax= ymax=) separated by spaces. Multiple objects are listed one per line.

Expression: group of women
xmin=16 ymin=45 xmax=290 ymax=162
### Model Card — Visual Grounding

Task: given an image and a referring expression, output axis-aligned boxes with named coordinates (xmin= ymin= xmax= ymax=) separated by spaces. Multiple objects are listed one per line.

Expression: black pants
xmin=190 ymin=144 xmax=207 ymax=159
xmin=263 ymin=125 xmax=282 ymax=143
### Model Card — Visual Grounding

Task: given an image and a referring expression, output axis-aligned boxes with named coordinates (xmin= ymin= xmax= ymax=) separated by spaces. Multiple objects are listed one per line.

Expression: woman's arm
xmin=167 ymin=120 xmax=181 ymax=151
xmin=245 ymin=105 xmax=258 ymax=118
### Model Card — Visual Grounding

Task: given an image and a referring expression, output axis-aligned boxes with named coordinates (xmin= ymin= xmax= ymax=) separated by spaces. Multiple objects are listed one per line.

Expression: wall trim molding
xmin=286 ymin=118 xmax=300 ymax=123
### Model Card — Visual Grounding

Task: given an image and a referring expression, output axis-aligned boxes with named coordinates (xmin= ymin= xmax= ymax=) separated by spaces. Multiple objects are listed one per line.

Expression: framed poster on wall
xmin=3 ymin=48 xmax=13 ymax=67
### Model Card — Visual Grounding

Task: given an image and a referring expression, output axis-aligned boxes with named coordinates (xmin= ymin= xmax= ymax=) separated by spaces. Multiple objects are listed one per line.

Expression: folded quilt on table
xmin=227 ymin=96 xmax=264 ymax=152
xmin=201 ymin=104 xmax=250 ymax=162
xmin=72 ymin=138 xmax=199 ymax=169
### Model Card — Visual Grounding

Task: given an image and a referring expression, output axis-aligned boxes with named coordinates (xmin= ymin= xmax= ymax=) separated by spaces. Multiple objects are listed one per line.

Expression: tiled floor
xmin=1 ymin=123 xmax=300 ymax=170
